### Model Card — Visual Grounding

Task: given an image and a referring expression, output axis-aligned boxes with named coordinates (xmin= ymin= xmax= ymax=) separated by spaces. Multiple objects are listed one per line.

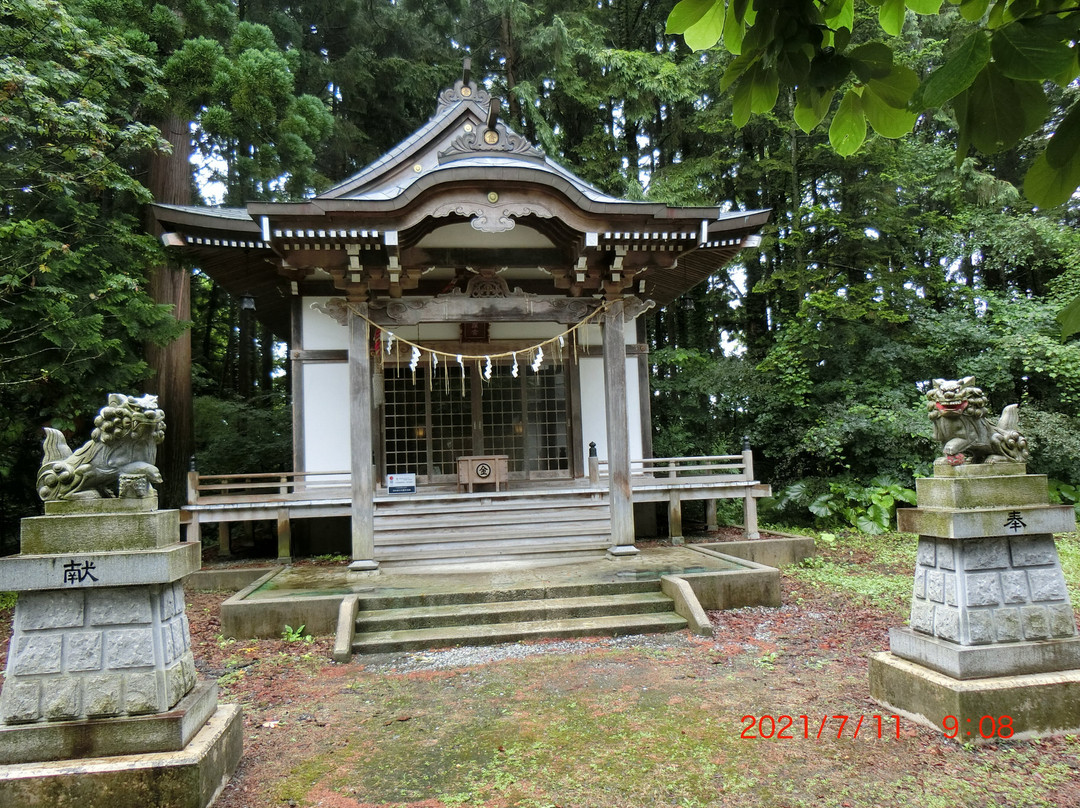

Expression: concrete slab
xmin=220 ymin=547 xmax=760 ymax=639
xmin=694 ymin=535 xmax=815 ymax=568
xmin=185 ymin=567 xmax=277 ymax=592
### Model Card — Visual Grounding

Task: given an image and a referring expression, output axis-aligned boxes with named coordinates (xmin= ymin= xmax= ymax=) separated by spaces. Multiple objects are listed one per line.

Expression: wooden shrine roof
xmin=153 ymin=76 xmax=769 ymax=336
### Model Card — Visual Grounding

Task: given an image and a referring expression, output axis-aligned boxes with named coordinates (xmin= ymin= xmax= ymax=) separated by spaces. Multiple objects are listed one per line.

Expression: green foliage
xmin=193 ymin=396 xmax=291 ymax=475
xmin=666 ymin=0 xmax=1080 ymax=207
xmin=281 ymin=624 xmax=312 ymax=643
xmin=1023 ymin=409 xmax=1080 ymax=485
xmin=0 ymin=0 xmax=181 ymax=539
xmin=770 ymin=476 xmax=916 ymax=533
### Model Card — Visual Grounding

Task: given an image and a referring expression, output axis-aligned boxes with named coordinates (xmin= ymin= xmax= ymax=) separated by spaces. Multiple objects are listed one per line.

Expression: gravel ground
xmin=358 ymin=629 xmax=702 ymax=672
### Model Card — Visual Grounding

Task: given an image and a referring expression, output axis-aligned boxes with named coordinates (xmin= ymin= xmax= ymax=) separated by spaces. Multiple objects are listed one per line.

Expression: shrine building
xmin=152 ymin=71 xmax=769 ymax=572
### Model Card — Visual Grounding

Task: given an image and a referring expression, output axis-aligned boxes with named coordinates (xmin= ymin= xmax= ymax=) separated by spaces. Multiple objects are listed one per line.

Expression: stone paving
xmin=244 ymin=546 xmax=743 ymax=602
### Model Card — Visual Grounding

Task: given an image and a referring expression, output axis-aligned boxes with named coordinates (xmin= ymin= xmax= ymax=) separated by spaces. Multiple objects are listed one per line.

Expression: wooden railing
xmin=187 ymin=470 xmax=350 ymax=505
xmin=589 ymin=453 xmax=753 ymax=484
xmin=589 ymin=448 xmax=766 ymax=541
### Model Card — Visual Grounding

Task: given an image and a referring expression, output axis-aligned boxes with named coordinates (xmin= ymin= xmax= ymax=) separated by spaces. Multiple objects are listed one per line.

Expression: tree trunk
xmin=144 ymin=112 xmax=194 ymax=509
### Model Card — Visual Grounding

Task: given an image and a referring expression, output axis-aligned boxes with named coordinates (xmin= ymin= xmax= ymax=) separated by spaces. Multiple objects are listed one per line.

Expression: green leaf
xmin=1056 ymin=295 xmax=1080 ymax=339
xmin=721 ymin=52 xmax=758 ymax=92
xmin=809 ymin=493 xmax=836 ymax=517
xmin=867 ymin=64 xmax=919 ymax=108
xmin=911 ymin=30 xmax=990 ymax=109
xmin=794 ymin=86 xmax=835 ymax=132
xmin=724 ymin=1 xmax=746 ymax=53
xmin=1024 ymin=146 xmax=1080 ymax=208
xmin=863 ymin=82 xmax=919 ymax=137
xmin=808 ymin=51 xmax=852 ymax=89
xmin=748 ymin=62 xmax=780 ymax=114
xmin=732 ymin=76 xmax=753 ymax=127
xmin=962 ymin=65 xmax=1048 ymax=154
xmin=732 ymin=62 xmax=780 ymax=125
xmin=991 ymin=20 xmax=1075 ymax=82
xmin=905 ymin=0 xmax=943 ymax=13
xmin=1046 ymin=102 xmax=1080 ymax=169
xmin=959 ymin=0 xmax=990 ymax=20
xmin=666 ymin=0 xmax=714 ymax=33
xmin=829 ymin=89 xmax=867 ymax=155
xmin=849 ymin=42 xmax=894 ymax=82
xmin=823 ymin=0 xmax=855 ymax=31
xmin=668 ymin=0 xmax=726 ymax=50
xmin=879 ymin=0 xmax=907 ymax=36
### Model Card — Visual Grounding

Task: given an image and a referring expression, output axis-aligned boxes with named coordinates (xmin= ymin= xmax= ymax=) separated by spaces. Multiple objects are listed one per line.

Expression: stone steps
xmin=347 ymin=581 xmax=687 ymax=655
xmin=352 ymin=612 xmax=688 ymax=655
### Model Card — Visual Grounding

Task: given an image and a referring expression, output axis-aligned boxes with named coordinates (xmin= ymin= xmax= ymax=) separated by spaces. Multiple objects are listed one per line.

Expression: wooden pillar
xmin=706 ymin=500 xmax=718 ymax=531
xmin=348 ymin=305 xmax=378 ymax=572
xmin=635 ymin=317 xmax=654 ymax=461
xmin=217 ymin=523 xmax=231 ymax=557
xmin=290 ymin=296 xmax=306 ymax=475
xmin=184 ymin=468 xmax=200 ymax=543
xmin=276 ymin=508 xmax=292 ymax=563
xmin=603 ymin=300 xmax=638 ymax=555
xmin=668 ymin=490 xmax=684 ymax=545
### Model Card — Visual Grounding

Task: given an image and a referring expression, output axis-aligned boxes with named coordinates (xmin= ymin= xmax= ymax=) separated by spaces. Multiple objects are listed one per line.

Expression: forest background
xmin=3 ymin=0 xmax=1080 ymax=551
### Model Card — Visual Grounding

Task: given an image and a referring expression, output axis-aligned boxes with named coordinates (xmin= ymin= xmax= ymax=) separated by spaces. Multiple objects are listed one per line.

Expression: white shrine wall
xmin=296 ymin=297 xmax=647 ymax=477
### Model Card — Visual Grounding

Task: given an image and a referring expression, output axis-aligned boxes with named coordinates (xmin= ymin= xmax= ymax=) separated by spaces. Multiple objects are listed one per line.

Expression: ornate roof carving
xmin=437 ymin=80 xmax=491 ymax=114
xmin=439 ymin=122 xmax=545 ymax=165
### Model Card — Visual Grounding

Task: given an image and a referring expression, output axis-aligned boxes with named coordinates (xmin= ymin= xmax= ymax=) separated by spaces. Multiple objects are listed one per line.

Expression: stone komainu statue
xmin=927 ymin=377 xmax=1030 ymax=466
xmin=36 ymin=393 xmax=166 ymax=501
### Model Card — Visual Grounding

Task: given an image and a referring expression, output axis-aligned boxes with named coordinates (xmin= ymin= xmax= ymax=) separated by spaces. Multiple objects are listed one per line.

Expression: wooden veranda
xmin=184 ymin=451 xmax=770 ymax=567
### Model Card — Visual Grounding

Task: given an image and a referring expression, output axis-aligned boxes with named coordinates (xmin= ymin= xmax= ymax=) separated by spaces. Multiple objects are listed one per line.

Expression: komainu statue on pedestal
xmin=927 ymin=377 xmax=1030 ymax=466
xmin=36 ymin=393 xmax=166 ymax=500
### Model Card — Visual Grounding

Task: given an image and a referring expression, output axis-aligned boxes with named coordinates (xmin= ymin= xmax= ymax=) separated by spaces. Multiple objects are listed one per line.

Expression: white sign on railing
xmin=387 ymin=473 xmax=416 ymax=494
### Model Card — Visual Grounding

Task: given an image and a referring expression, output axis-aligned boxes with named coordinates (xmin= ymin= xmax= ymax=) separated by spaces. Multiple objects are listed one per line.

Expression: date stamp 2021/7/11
xmin=740 ymin=714 xmax=1015 ymax=740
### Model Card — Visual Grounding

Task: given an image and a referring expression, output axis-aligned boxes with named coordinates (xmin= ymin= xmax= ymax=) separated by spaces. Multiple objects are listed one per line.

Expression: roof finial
xmin=462 ymin=56 xmax=472 ymax=88
xmin=486 ymin=99 xmax=499 ymax=131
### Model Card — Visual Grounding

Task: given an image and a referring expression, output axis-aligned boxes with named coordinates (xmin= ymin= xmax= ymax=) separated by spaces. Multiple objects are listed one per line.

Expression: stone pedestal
xmin=0 ymin=498 xmax=241 ymax=806
xmin=871 ymin=464 xmax=1080 ymax=741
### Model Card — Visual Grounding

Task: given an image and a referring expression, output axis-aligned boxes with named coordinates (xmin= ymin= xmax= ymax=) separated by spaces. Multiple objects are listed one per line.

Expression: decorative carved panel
xmin=439 ymin=123 xmax=545 ymax=164
xmin=436 ymin=80 xmax=491 ymax=113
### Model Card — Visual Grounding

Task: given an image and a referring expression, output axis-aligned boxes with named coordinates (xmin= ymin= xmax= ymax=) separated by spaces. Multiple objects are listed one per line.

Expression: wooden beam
xmin=368 ymin=293 xmax=600 ymax=325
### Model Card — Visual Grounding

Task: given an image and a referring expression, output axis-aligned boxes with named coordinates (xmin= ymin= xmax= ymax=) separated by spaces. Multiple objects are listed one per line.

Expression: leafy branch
xmin=667 ymin=0 xmax=1080 ymax=207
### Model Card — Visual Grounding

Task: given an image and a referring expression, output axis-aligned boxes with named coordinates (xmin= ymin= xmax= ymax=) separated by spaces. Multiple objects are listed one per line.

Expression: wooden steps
xmin=348 ymin=582 xmax=687 ymax=655
xmin=373 ymin=489 xmax=612 ymax=568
